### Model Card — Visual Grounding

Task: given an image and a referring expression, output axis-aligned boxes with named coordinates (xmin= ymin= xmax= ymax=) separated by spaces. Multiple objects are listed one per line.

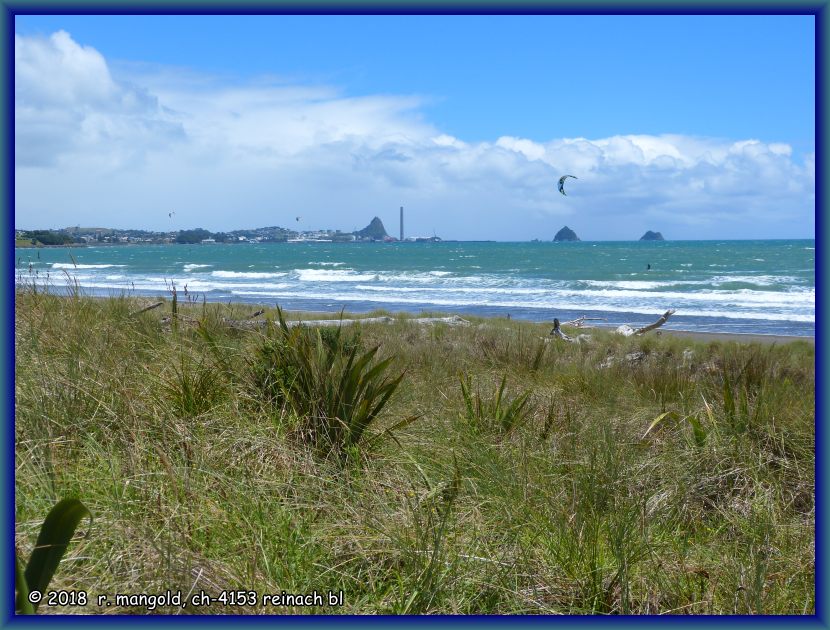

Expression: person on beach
xmin=550 ymin=318 xmax=572 ymax=341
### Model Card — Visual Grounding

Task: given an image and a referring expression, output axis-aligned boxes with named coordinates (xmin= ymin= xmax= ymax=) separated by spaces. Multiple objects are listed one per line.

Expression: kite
xmin=558 ymin=175 xmax=577 ymax=196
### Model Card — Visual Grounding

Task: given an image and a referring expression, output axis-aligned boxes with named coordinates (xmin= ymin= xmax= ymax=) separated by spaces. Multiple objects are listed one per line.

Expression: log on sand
xmin=550 ymin=310 xmax=676 ymax=342
xmin=560 ymin=315 xmax=608 ymax=328
xmin=221 ymin=314 xmax=471 ymax=331
xmin=616 ymin=309 xmax=676 ymax=337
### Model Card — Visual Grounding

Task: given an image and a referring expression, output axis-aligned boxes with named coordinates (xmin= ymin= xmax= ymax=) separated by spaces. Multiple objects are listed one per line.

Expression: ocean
xmin=14 ymin=239 xmax=815 ymax=337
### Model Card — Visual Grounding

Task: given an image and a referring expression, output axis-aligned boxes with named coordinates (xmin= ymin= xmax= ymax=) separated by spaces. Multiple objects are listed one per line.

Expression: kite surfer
xmin=558 ymin=175 xmax=577 ymax=196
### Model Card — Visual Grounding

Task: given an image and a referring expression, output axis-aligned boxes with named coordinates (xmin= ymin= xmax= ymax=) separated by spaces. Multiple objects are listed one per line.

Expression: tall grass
xmin=252 ymin=309 xmax=414 ymax=457
xmin=459 ymin=373 xmax=533 ymax=436
xmin=14 ymin=289 xmax=814 ymax=614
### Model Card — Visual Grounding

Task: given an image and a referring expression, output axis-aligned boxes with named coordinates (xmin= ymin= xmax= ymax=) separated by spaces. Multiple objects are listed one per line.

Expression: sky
xmin=14 ymin=14 xmax=815 ymax=241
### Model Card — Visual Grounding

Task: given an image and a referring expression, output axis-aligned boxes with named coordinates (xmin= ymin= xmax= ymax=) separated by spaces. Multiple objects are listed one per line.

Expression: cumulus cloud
xmin=15 ymin=30 xmax=184 ymax=168
xmin=15 ymin=31 xmax=814 ymax=240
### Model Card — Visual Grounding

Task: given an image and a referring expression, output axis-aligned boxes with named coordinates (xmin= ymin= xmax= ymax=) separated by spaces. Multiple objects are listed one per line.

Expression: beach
xmin=213 ymin=305 xmax=818 ymax=346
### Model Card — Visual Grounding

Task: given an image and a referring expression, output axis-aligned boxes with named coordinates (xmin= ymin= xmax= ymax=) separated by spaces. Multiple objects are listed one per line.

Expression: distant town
xmin=15 ymin=216 xmax=445 ymax=247
xmin=15 ymin=216 xmax=667 ymax=248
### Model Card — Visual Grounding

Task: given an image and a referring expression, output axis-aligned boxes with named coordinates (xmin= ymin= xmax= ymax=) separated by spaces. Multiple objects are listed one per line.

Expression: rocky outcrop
xmin=354 ymin=217 xmax=389 ymax=240
xmin=640 ymin=230 xmax=665 ymax=241
xmin=553 ymin=226 xmax=580 ymax=242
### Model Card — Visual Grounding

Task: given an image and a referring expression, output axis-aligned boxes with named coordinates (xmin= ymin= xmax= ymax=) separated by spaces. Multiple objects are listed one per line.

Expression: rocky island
xmin=640 ymin=230 xmax=665 ymax=241
xmin=553 ymin=226 xmax=580 ymax=242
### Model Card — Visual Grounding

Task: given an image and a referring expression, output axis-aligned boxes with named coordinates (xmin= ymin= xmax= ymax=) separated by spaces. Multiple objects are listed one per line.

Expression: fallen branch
xmin=129 ymin=301 xmax=163 ymax=317
xmin=561 ymin=315 xmax=608 ymax=328
xmin=221 ymin=314 xmax=471 ymax=330
xmin=616 ymin=309 xmax=676 ymax=337
xmin=285 ymin=316 xmax=395 ymax=328
xmin=161 ymin=314 xmax=199 ymax=325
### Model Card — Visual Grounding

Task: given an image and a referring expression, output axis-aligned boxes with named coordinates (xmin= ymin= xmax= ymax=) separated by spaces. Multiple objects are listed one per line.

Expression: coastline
xmin=16 ymin=239 xmax=815 ymax=339
xmin=24 ymin=291 xmax=813 ymax=345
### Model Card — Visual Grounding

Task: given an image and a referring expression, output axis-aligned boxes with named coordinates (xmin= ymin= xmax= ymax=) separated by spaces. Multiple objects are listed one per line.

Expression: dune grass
xmin=14 ymin=289 xmax=815 ymax=615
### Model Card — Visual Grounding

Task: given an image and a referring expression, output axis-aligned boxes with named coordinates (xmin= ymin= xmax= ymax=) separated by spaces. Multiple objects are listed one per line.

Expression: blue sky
xmin=14 ymin=14 xmax=815 ymax=240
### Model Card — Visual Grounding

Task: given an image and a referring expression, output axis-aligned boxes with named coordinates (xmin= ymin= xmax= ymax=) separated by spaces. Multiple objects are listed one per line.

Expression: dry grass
xmin=14 ymin=290 xmax=815 ymax=615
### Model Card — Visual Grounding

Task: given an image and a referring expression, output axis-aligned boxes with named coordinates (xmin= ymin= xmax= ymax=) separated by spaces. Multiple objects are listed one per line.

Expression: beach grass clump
xmin=459 ymin=373 xmax=533 ymax=436
xmin=160 ymin=353 xmax=228 ymax=418
xmin=251 ymin=309 xmax=411 ymax=457
xmin=14 ymin=289 xmax=814 ymax=614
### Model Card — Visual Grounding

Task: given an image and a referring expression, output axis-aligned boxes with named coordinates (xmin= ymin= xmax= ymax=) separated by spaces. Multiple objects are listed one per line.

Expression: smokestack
xmin=400 ymin=206 xmax=404 ymax=241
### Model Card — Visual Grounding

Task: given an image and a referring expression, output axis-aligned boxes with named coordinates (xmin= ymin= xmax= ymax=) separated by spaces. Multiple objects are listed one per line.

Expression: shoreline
xmin=19 ymin=290 xmax=813 ymax=346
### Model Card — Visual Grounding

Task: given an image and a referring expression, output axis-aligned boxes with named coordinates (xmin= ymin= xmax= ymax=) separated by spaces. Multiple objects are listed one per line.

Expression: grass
xmin=14 ymin=289 xmax=815 ymax=615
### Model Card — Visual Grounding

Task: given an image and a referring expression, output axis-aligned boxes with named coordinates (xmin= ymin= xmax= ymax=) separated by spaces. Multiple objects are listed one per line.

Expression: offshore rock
xmin=553 ymin=226 xmax=580 ymax=242
xmin=640 ymin=230 xmax=665 ymax=241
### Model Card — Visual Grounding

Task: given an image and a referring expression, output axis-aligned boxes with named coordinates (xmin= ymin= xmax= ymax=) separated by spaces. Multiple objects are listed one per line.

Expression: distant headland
xmin=15 ymin=216 xmax=443 ymax=247
xmin=15 ymin=221 xmax=680 ymax=247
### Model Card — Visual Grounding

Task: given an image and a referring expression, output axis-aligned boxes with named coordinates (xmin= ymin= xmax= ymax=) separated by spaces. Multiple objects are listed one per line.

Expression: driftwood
xmin=222 ymin=314 xmax=471 ymax=331
xmin=129 ymin=301 xmax=163 ymax=317
xmin=160 ymin=314 xmax=199 ymax=325
xmin=551 ymin=310 xmax=675 ymax=342
xmin=616 ymin=309 xmax=676 ymax=337
xmin=599 ymin=351 xmax=647 ymax=369
xmin=550 ymin=318 xmax=571 ymax=341
xmin=561 ymin=315 xmax=608 ymax=328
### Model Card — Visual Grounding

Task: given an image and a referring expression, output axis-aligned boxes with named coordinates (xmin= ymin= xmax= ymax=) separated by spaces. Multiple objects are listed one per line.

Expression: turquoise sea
xmin=14 ymin=240 xmax=815 ymax=337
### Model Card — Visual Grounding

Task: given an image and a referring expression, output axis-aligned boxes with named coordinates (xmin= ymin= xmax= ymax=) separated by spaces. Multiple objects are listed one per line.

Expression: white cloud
xmin=15 ymin=31 xmax=814 ymax=240
xmin=15 ymin=30 xmax=116 ymax=105
xmin=495 ymin=136 xmax=546 ymax=161
xmin=15 ymin=30 xmax=184 ymax=168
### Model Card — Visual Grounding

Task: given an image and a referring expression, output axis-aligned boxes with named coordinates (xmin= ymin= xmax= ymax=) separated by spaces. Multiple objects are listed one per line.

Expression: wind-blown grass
xmin=252 ymin=309 xmax=413 ymax=457
xmin=14 ymin=289 xmax=814 ymax=614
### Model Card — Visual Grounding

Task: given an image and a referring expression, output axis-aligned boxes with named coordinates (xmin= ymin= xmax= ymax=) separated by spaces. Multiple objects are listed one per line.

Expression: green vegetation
xmin=16 ymin=499 xmax=91 ymax=614
xmin=15 ymin=288 xmax=814 ymax=614
xmin=175 ymin=228 xmax=216 ymax=244
xmin=20 ymin=230 xmax=77 ymax=246
xmin=254 ymin=310 xmax=411 ymax=457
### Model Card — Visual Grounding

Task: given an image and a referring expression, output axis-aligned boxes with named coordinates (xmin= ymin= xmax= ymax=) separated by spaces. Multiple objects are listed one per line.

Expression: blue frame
xmin=3 ymin=3 xmax=824 ymax=627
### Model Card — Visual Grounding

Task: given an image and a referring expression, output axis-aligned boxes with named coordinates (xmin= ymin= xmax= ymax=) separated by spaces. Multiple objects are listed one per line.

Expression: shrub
xmin=253 ymin=310 xmax=412 ymax=456
xmin=459 ymin=373 xmax=533 ymax=436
